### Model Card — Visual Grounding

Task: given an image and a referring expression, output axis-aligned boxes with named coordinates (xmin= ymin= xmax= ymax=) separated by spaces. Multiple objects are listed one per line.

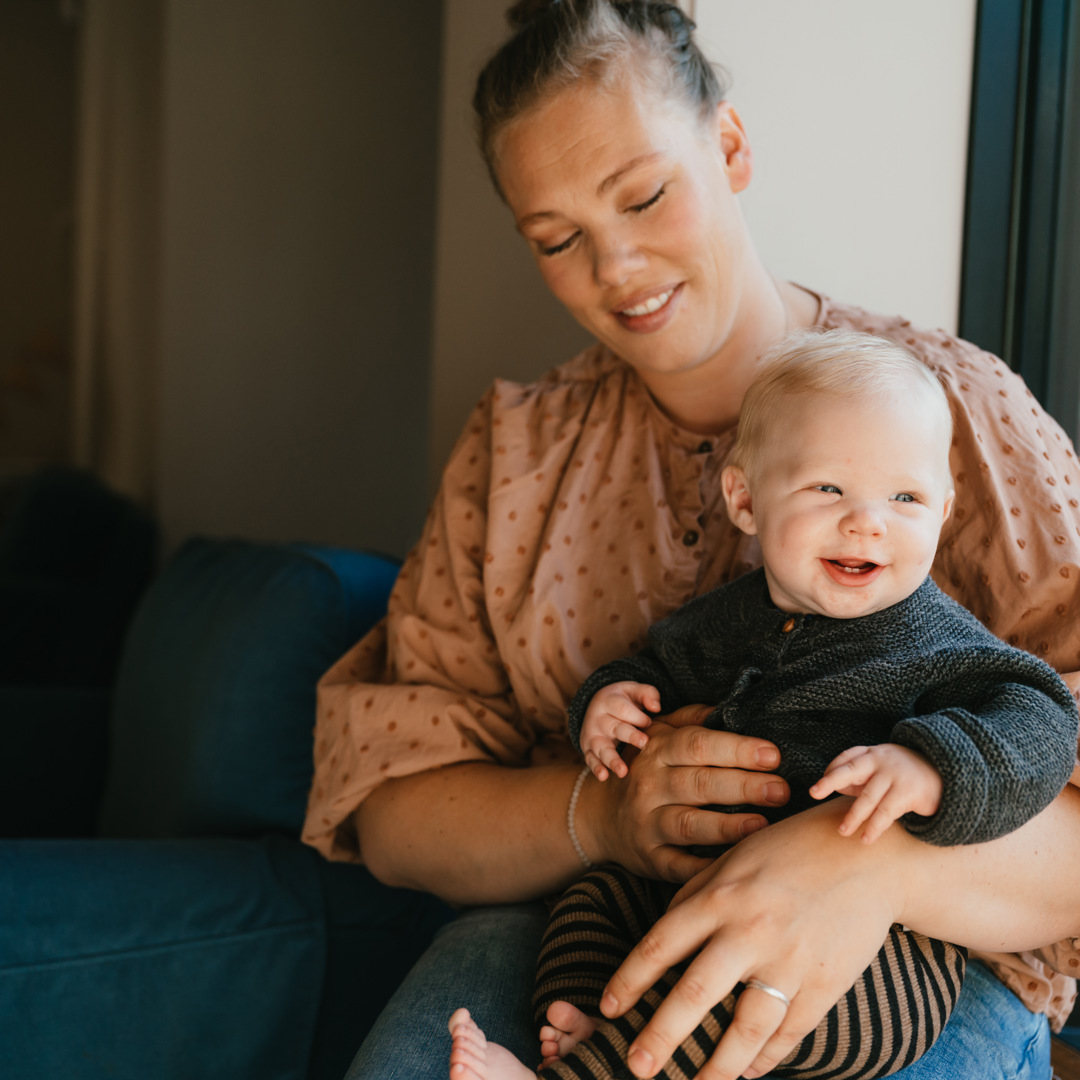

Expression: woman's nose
xmin=592 ymin=235 xmax=645 ymax=287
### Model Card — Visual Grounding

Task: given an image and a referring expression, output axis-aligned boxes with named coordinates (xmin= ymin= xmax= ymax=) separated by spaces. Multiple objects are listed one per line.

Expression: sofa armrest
xmin=99 ymin=540 xmax=399 ymax=839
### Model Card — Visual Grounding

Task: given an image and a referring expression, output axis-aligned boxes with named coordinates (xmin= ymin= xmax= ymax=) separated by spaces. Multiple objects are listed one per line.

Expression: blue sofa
xmin=0 ymin=538 xmax=453 ymax=1080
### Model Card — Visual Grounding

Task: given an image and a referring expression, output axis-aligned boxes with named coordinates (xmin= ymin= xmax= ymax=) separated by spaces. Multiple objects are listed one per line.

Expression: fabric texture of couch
xmin=1 ymin=536 xmax=453 ymax=1080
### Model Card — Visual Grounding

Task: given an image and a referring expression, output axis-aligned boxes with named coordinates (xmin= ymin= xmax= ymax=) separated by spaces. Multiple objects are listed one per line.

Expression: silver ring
xmin=745 ymin=978 xmax=791 ymax=1008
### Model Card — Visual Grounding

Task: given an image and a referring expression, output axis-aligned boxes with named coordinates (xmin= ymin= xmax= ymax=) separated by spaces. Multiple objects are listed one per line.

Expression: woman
xmin=303 ymin=3 xmax=1080 ymax=1078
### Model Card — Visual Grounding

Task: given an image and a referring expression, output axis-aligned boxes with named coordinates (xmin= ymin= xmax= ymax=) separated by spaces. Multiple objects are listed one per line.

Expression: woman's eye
xmin=893 ymin=492 xmax=916 ymax=503
xmin=815 ymin=484 xmax=842 ymax=495
xmin=539 ymin=234 xmax=578 ymax=257
xmin=629 ymin=187 xmax=665 ymax=213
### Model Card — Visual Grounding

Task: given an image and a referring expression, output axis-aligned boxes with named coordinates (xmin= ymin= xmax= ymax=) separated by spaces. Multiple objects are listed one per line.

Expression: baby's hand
xmin=579 ymin=681 xmax=660 ymax=781
xmin=809 ymin=743 xmax=942 ymax=844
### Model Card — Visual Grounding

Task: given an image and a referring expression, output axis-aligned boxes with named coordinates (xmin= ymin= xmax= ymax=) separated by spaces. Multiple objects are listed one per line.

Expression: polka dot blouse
xmin=303 ymin=292 xmax=1080 ymax=1028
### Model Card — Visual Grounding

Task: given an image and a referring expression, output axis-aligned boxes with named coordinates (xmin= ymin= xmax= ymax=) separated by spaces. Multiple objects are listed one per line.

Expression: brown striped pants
xmin=533 ymin=866 xmax=966 ymax=1080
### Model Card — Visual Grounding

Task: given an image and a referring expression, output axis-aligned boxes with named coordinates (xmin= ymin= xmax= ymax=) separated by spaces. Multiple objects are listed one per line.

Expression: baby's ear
xmin=721 ymin=465 xmax=757 ymax=535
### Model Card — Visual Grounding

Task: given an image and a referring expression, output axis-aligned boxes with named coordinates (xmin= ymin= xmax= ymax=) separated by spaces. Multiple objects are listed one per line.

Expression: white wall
xmin=687 ymin=0 xmax=976 ymax=332
xmin=429 ymin=1 xmax=977 ymax=477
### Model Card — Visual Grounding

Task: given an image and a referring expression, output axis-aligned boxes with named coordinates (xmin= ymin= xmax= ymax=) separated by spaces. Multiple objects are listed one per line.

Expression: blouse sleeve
xmin=925 ymin=333 xmax=1080 ymax=974
xmin=929 ymin=334 xmax=1080 ymax=676
xmin=302 ymin=389 xmax=535 ymax=863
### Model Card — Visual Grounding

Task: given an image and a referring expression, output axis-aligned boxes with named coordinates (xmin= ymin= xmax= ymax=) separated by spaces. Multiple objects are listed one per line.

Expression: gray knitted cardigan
xmin=568 ymin=570 xmax=1079 ymax=846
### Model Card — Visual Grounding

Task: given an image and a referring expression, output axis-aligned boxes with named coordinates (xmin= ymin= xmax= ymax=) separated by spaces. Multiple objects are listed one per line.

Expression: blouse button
xmin=682 ymin=530 xmax=699 ymax=546
xmin=782 ymin=618 xmax=796 ymax=633
xmin=697 ymin=441 xmax=713 ymax=454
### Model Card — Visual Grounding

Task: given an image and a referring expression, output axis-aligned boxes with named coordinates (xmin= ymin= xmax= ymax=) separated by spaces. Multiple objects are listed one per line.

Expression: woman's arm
xmin=600 ymin=786 xmax=1080 ymax=1080
xmin=358 ymin=717 xmax=790 ymax=906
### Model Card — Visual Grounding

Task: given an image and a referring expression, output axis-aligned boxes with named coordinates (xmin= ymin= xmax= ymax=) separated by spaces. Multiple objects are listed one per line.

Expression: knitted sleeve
xmin=892 ymin=647 xmax=1078 ymax=846
xmin=567 ymin=648 xmax=688 ymax=752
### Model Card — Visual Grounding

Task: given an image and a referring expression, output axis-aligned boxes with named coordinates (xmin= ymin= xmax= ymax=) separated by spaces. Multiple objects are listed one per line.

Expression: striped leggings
xmin=533 ymin=866 xmax=966 ymax=1080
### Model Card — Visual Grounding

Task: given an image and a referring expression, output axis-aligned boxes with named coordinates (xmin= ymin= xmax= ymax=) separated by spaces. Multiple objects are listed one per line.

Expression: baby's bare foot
xmin=538 ymin=1000 xmax=597 ymax=1066
xmin=448 ymin=1008 xmax=535 ymax=1080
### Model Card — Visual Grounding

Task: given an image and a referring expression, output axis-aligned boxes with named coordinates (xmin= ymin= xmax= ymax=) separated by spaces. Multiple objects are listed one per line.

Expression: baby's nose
xmin=842 ymin=505 xmax=886 ymax=536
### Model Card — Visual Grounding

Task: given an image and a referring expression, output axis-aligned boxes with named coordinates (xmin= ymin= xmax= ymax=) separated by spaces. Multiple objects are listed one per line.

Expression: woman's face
xmin=495 ymin=76 xmax=757 ymax=380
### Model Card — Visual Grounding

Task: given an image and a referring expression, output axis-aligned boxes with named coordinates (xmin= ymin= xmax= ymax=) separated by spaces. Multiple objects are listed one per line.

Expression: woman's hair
xmin=474 ymin=0 xmax=727 ymax=195
xmin=730 ymin=328 xmax=953 ymax=482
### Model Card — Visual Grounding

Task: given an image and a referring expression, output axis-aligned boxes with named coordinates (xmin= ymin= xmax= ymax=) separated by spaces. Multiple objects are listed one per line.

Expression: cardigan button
xmin=781 ymin=617 xmax=796 ymax=633
xmin=682 ymin=530 xmax=699 ymax=546
xmin=696 ymin=440 xmax=713 ymax=454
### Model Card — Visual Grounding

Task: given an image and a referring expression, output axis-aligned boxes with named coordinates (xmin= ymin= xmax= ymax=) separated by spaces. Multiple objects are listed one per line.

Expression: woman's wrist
xmin=757 ymin=798 xmax=916 ymax=923
xmin=567 ymin=766 xmax=594 ymax=868
xmin=573 ymin=766 xmax=613 ymax=868
xmin=779 ymin=795 xmax=1075 ymax=953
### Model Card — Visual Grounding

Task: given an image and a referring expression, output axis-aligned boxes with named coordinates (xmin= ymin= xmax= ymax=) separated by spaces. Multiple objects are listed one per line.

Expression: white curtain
xmin=71 ymin=0 xmax=163 ymax=501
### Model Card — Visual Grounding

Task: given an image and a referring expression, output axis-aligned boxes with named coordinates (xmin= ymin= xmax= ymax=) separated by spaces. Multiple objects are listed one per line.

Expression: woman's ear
xmin=713 ymin=102 xmax=753 ymax=194
xmin=722 ymin=464 xmax=757 ymax=534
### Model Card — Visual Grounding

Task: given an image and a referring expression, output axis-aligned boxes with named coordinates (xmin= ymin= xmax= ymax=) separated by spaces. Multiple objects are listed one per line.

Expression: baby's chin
xmin=808 ymin=585 xmax=916 ymax=620
xmin=770 ymin=579 xmax=918 ymax=620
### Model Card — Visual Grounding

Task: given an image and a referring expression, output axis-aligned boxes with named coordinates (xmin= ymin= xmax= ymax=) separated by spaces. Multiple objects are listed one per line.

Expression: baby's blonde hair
xmin=730 ymin=328 xmax=952 ymax=482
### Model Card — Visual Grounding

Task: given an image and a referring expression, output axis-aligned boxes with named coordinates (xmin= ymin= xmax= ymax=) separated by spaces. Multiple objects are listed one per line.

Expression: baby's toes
xmin=448 ymin=1009 xmax=487 ymax=1057
xmin=539 ymin=1035 xmax=561 ymax=1060
xmin=449 ymin=1037 xmax=486 ymax=1080
xmin=546 ymin=1000 xmax=596 ymax=1042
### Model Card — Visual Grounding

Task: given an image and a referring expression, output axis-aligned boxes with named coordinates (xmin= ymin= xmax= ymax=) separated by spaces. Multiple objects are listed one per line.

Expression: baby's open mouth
xmin=828 ymin=559 xmax=879 ymax=575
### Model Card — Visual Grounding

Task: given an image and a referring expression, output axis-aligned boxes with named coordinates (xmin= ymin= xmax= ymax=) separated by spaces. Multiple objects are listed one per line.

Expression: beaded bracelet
xmin=567 ymin=766 xmax=594 ymax=869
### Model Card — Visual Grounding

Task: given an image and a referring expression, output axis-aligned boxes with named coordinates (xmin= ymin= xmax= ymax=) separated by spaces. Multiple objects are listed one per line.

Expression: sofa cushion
xmin=99 ymin=539 xmax=399 ymax=838
xmin=0 ymin=836 xmax=325 ymax=1080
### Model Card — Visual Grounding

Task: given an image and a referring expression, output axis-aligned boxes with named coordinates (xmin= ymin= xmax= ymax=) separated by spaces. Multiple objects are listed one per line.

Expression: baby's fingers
xmin=809 ymin=751 xmax=874 ymax=800
xmin=837 ymin=797 xmax=875 ymax=839
xmin=613 ymin=719 xmax=651 ymax=750
xmin=857 ymin=785 xmax=912 ymax=844
xmin=838 ymin=774 xmax=891 ymax=839
xmin=584 ymin=749 xmax=610 ymax=782
xmin=623 ymin=682 xmax=662 ymax=714
xmin=822 ymin=745 xmax=870 ymax=773
xmin=596 ymin=742 xmax=629 ymax=779
xmin=613 ymin=682 xmax=660 ymax=725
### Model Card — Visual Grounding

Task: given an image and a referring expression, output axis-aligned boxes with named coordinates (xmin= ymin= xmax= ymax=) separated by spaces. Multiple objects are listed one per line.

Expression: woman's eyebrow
xmin=516 ymin=210 xmax=555 ymax=231
xmin=597 ymin=152 xmax=664 ymax=195
xmin=516 ymin=152 xmax=666 ymax=230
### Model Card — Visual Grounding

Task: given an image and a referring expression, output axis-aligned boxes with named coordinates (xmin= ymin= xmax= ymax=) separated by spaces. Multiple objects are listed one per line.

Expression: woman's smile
xmin=613 ymin=283 xmax=683 ymax=331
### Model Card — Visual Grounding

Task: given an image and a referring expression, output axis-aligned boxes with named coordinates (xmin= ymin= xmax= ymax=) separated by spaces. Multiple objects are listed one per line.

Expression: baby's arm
xmin=579 ymin=681 xmax=660 ymax=781
xmin=809 ymin=744 xmax=943 ymax=844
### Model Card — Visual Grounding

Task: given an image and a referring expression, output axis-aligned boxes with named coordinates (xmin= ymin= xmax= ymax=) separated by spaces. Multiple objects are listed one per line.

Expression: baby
xmin=448 ymin=329 xmax=1079 ymax=1080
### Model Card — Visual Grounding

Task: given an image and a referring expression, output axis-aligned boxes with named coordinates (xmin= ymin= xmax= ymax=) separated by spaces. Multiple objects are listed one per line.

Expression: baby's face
xmin=727 ymin=391 xmax=954 ymax=619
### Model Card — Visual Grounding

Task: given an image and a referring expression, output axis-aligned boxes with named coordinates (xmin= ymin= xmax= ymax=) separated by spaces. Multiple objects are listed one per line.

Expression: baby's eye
xmin=893 ymin=492 xmax=916 ymax=503
xmin=815 ymin=484 xmax=842 ymax=495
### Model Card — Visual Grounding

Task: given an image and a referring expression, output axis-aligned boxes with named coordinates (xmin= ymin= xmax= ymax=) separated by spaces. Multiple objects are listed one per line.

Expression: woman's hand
xmin=577 ymin=706 xmax=791 ymax=884
xmin=599 ymin=797 xmax=911 ymax=1080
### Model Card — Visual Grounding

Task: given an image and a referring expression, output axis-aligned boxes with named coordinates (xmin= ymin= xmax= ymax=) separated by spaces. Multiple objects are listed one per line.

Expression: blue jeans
xmin=344 ymin=904 xmax=1051 ymax=1079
